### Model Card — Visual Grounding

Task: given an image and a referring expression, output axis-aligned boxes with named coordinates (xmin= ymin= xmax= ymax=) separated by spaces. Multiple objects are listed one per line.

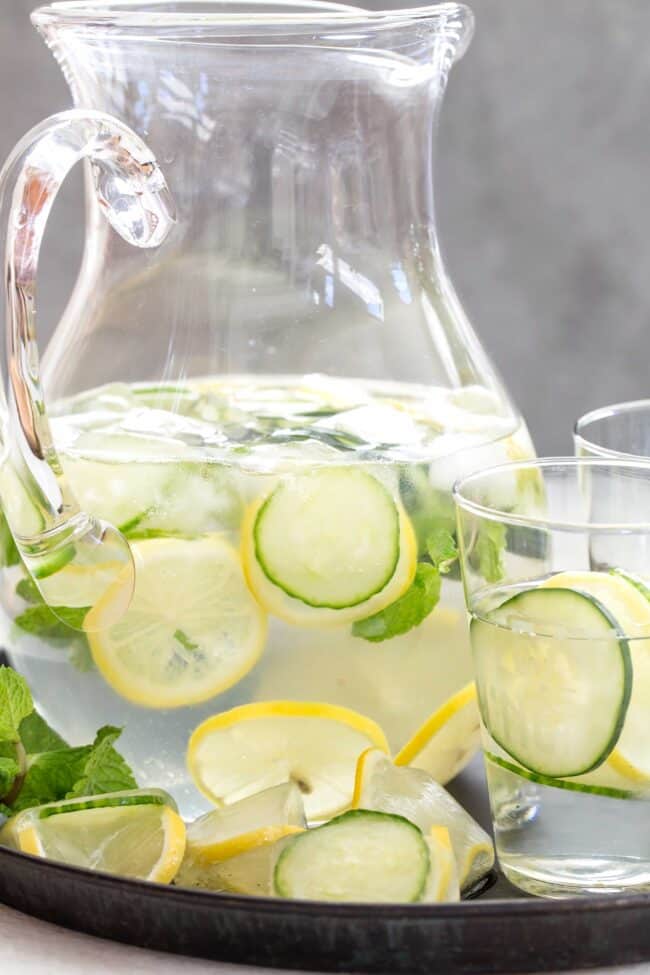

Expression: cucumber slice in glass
xmin=484 ymin=751 xmax=638 ymax=801
xmin=254 ymin=469 xmax=400 ymax=609
xmin=274 ymin=809 xmax=429 ymax=903
xmin=472 ymin=587 xmax=632 ymax=778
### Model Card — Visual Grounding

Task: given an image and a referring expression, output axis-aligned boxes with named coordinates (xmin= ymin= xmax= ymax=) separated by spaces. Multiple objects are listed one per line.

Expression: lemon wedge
xmin=186 ymin=782 xmax=306 ymax=863
xmin=188 ymin=701 xmax=389 ymax=822
xmin=352 ymin=748 xmax=494 ymax=891
xmin=85 ymin=536 xmax=267 ymax=708
xmin=395 ymin=682 xmax=481 ymax=784
xmin=176 ymin=834 xmax=301 ymax=895
xmin=5 ymin=790 xmax=185 ymax=883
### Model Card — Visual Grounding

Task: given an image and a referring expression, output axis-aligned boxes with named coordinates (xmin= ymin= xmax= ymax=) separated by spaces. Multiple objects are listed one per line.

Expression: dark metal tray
xmin=1 ymin=759 xmax=648 ymax=973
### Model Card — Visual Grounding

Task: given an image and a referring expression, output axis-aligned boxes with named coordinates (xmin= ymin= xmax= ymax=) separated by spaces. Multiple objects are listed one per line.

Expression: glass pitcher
xmin=0 ymin=1 xmax=533 ymax=819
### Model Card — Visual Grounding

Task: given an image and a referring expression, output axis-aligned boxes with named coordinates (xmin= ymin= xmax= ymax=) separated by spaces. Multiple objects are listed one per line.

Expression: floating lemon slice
xmin=395 ymin=682 xmax=481 ymax=785
xmin=186 ymin=782 xmax=306 ymax=863
xmin=5 ymin=790 xmax=185 ymax=883
xmin=242 ymin=469 xmax=417 ymax=627
xmin=352 ymin=748 xmax=494 ymax=891
xmin=188 ymin=701 xmax=390 ymax=822
xmin=541 ymin=571 xmax=650 ymax=784
xmin=86 ymin=536 xmax=267 ymax=709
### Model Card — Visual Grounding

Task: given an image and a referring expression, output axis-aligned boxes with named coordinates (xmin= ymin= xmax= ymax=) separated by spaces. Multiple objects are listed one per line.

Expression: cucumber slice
xmin=32 ymin=544 xmax=77 ymax=580
xmin=274 ymin=810 xmax=429 ymax=902
xmin=611 ymin=567 xmax=650 ymax=603
xmin=484 ymin=751 xmax=637 ymax=800
xmin=254 ymin=469 xmax=400 ymax=609
xmin=472 ymin=587 xmax=632 ymax=778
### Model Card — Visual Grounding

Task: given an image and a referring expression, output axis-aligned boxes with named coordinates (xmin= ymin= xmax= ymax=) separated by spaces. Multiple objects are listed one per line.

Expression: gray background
xmin=2 ymin=0 xmax=650 ymax=454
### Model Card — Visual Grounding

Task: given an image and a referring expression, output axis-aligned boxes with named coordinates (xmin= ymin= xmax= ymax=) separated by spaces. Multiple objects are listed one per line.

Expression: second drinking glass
xmin=454 ymin=457 xmax=650 ymax=898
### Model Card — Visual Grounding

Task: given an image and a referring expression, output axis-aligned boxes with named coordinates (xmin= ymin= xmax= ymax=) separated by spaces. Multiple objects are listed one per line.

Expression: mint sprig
xmin=0 ymin=667 xmax=33 ymax=742
xmin=471 ymin=520 xmax=506 ymax=584
xmin=67 ymin=726 xmax=136 ymax=799
xmin=352 ymin=530 xmax=458 ymax=643
xmin=13 ymin=575 xmax=93 ymax=672
xmin=0 ymin=667 xmax=137 ymax=816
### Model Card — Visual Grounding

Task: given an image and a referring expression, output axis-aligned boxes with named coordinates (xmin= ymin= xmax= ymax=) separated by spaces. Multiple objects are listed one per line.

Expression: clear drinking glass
xmin=454 ymin=457 xmax=650 ymax=898
xmin=576 ymin=400 xmax=650 ymax=460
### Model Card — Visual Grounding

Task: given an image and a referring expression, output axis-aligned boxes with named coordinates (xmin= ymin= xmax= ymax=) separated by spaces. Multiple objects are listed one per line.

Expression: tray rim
xmin=1 ymin=842 xmax=648 ymax=920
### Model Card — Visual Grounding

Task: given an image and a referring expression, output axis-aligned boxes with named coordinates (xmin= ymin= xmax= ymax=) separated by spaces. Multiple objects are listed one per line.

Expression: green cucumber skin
xmin=33 ymin=544 xmax=77 ymax=580
xmin=473 ymin=587 xmax=633 ymax=778
xmin=38 ymin=794 xmax=167 ymax=819
xmin=254 ymin=472 xmax=401 ymax=610
xmin=485 ymin=751 xmax=637 ymax=801
xmin=610 ymin=568 xmax=650 ymax=603
xmin=274 ymin=809 xmax=429 ymax=902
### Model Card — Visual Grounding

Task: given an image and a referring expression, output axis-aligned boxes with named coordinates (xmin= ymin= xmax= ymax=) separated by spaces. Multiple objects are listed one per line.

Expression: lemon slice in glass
xmin=3 ymin=790 xmax=185 ymax=883
xmin=188 ymin=701 xmax=389 ymax=822
xmin=85 ymin=536 xmax=267 ymax=709
xmin=352 ymin=748 xmax=494 ymax=891
xmin=541 ymin=570 xmax=650 ymax=784
xmin=395 ymin=682 xmax=481 ymax=784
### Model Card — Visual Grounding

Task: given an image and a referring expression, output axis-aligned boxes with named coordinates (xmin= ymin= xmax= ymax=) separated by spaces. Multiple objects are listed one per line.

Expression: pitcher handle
xmin=0 ymin=110 xmax=176 ymax=629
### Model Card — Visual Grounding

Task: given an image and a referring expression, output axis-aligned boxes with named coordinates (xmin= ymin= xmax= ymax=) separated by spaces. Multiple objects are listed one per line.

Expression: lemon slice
xmin=188 ymin=701 xmax=390 ymax=822
xmin=395 ymin=682 xmax=481 ymax=784
xmin=242 ymin=471 xmax=417 ymax=627
xmin=352 ymin=748 xmax=494 ymax=891
xmin=541 ymin=571 xmax=650 ymax=783
xmin=85 ymin=536 xmax=267 ymax=709
xmin=7 ymin=791 xmax=185 ymax=883
xmin=421 ymin=826 xmax=460 ymax=902
xmin=186 ymin=782 xmax=306 ymax=862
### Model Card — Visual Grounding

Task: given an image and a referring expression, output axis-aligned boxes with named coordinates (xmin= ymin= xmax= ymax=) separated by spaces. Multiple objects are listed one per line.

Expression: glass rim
xmin=32 ymin=0 xmax=473 ymax=33
xmin=574 ymin=398 xmax=650 ymax=461
xmin=453 ymin=455 xmax=650 ymax=534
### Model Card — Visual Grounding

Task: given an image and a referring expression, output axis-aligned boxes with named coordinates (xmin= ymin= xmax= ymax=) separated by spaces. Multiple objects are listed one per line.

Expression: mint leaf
xmin=16 ymin=576 xmax=41 ymax=604
xmin=14 ymin=745 xmax=93 ymax=811
xmin=174 ymin=629 xmax=199 ymax=653
xmin=19 ymin=710 xmax=67 ymax=754
xmin=352 ymin=564 xmax=442 ymax=643
xmin=13 ymin=599 xmax=93 ymax=673
xmin=472 ymin=521 xmax=506 ymax=584
xmin=14 ymin=604 xmax=90 ymax=637
xmin=0 ymin=667 xmax=33 ymax=742
xmin=0 ymin=802 xmax=10 ymax=820
xmin=67 ymin=726 xmax=136 ymax=799
xmin=11 ymin=729 xmax=136 ymax=812
xmin=0 ymin=756 xmax=19 ymax=799
xmin=399 ymin=468 xmax=456 ymax=557
xmin=426 ymin=529 xmax=458 ymax=573
xmin=68 ymin=640 xmax=95 ymax=673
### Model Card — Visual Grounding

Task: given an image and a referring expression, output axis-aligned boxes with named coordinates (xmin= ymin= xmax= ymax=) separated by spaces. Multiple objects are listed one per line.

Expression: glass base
xmin=501 ymin=855 xmax=650 ymax=899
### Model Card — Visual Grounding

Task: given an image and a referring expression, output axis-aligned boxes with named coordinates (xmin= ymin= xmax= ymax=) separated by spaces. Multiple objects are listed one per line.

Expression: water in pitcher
xmin=0 ymin=374 xmax=533 ymax=819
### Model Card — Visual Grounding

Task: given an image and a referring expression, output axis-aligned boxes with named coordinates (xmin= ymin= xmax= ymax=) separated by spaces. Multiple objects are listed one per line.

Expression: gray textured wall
xmin=2 ymin=0 xmax=650 ymax=454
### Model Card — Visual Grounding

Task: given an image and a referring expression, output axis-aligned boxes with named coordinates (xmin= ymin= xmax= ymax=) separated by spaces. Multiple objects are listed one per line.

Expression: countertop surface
xmin=1 ymin=902 xmax=650 ymax=975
